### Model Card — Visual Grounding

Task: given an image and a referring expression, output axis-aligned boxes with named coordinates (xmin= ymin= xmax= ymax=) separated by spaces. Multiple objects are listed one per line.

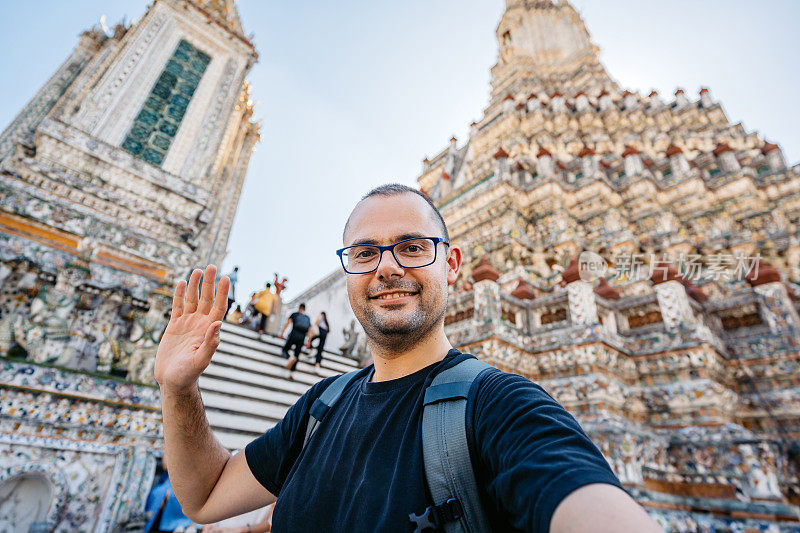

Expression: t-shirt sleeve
xmin=244 ymin=376 xmax=336 ymax=496
xmin=469 ymin=370 xmax=622 ymax=533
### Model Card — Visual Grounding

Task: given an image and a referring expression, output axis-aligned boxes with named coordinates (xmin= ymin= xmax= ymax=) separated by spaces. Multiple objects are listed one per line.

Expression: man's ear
xmin=446 ymin=245 xmax=462 ymax=284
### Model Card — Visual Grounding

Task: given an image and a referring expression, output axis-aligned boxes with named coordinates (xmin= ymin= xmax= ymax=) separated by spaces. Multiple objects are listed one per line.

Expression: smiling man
xmin=155 ymin=184 xmax=663 ymax=532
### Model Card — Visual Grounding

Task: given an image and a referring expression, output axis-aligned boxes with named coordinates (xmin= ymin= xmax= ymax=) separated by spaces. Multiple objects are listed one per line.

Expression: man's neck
xmin=369 ymin=326 xmax=453 ymax=382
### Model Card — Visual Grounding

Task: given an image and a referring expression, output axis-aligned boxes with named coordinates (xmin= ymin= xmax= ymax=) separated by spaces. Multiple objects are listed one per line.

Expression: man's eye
xmin=355 ymin=249 xmax=376 ymax=259
xmin=399 ymin=242 xmax=427 ymax=254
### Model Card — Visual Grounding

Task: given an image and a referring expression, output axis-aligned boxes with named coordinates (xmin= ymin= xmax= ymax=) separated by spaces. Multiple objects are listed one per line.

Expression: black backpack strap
xmin=414 ymin=357 xmax=493 ymax=532
xmin=303 ymin=370 xmax=361 ymax=449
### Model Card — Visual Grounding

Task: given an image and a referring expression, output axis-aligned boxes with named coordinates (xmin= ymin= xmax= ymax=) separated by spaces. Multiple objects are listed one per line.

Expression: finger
xmin=196 ymin=321 xmax=222 ymax=367
xmin=198 ymin=264 xmax=217 ymax=314
xmin=184 ymin=269 xmax=202 ymax=314
xmin=210 ymin=276 xmax=230 ymax=321
xmin=170 ymin=280 xmax=187 ymax=320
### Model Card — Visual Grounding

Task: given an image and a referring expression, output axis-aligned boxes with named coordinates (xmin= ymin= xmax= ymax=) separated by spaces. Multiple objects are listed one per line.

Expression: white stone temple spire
xmin=491 ymin=0 xmax=615 ymax=100
xmin=0 ymin=0 xmax=261 ymax=279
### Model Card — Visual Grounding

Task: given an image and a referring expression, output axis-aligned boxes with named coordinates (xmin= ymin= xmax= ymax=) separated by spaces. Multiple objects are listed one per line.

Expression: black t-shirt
xmin=245 ymin=350 xmax=621 ymax=532
xmin=288 ymin=312 xmax=310 ymax=335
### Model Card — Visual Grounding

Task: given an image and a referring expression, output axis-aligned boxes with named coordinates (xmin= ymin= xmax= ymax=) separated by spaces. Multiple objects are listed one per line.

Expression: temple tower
xmin=418 ymin=0 xmax=800 ymax=528
xmin=0 ymin=0 xmax=259 ymax=277
xmin=0 ymin=2 xmax=260 ymax=529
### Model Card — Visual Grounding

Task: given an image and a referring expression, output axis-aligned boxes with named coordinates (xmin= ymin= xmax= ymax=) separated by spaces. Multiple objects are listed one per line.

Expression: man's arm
xmin=162 ymin=386 xmax=274 ymax=522
xmin=156 ymin=266 xmax=275 ymax=523
xmin=470 ymin=370 xmax=663 ymax=532
xmin=550 ymin=483 xmax=662 ymax=533
xmin=279 ymin=317 xmax=291 ymax=337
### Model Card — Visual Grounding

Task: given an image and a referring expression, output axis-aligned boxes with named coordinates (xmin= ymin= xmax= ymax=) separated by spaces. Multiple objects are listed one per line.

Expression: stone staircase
xmin=199 ymin=322 xmax=362 ymax=450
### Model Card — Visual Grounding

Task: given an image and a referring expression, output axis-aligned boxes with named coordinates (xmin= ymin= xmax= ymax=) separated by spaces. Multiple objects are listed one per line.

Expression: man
xmin=154 ymin=184 xmax=663 ymax=532
xmin=279 ymin=303 xmax=310 ymax=371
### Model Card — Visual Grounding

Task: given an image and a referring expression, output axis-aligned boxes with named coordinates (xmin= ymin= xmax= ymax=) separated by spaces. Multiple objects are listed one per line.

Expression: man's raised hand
xmin=154 ymin=265 xmax=230 ymax=393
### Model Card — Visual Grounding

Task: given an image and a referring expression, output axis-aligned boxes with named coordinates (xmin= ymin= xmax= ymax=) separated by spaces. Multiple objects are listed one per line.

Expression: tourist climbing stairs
xmin=199 ymin=322 xmax=361 ymax=450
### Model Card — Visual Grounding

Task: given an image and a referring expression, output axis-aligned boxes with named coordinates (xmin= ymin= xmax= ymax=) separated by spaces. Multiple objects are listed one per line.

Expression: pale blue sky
xmin=1 ymin=1 xmax=798 ymax=305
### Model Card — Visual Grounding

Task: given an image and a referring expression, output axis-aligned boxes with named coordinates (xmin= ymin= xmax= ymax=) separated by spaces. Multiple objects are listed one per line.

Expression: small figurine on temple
xmin=273 ymin=273 xmax=288 ymax=297
xmin=23 ymin=264 xmax=86 ymax=365
xmin=16 ymin=260 xmax=39 ymax=297
xmin=339 ymin=320 xmax=359 ymax=357
xmin=126 ymin=291 xmax=170 ymax=383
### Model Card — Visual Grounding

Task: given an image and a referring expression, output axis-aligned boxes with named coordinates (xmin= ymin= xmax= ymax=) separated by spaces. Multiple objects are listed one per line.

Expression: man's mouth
xmin=370 ymin=290 xmax=418 ymax=301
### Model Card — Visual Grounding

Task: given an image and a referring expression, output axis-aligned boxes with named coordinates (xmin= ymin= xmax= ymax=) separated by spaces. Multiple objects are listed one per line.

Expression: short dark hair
xmin=266 ymin=282 xmax=271 ymax=288
xmin=345 ymin=183 xmax=449 ymax=242
xmin=299 ymin=303 xmax=306 ymax=310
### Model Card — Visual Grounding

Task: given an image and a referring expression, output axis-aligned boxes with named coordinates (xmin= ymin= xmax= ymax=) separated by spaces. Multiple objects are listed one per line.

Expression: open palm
xmin=155 ymin=265 xmax=230 ymax=392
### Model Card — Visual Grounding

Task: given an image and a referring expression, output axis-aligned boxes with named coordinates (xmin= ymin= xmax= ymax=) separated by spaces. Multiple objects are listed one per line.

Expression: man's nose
xmin=375 ymin=248 xmax=404 ymax=279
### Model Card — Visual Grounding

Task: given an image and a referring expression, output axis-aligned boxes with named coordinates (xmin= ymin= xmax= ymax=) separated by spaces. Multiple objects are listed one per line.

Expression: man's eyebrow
xmin=348 ymin=232 xmax=428 ymax=246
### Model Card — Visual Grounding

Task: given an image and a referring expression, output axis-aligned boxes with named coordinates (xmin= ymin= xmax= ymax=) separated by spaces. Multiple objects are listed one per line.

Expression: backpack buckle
xmin=408 ymin=498 xmax=463 ymax=532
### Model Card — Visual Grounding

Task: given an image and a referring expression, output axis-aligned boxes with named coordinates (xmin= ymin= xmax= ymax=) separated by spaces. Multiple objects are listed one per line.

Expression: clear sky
xmin=0 ymin=1 xmax=798 ymax=304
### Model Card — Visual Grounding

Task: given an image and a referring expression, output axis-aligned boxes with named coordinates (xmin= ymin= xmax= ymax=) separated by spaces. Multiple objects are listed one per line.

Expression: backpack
xmin=302 ymin=357 xmax=493 ymax=532
xmin=292 ymin=312 xmax=311 ymax=333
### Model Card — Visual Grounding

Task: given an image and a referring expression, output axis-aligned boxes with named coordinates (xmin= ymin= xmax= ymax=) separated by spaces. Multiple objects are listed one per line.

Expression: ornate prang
xmin=413 ymin=0 xmax=800 ymax=528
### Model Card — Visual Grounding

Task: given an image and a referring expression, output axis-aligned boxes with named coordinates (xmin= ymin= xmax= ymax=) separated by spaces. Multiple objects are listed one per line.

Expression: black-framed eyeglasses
xmin=336 ymin=237 xmax=450 ymax=274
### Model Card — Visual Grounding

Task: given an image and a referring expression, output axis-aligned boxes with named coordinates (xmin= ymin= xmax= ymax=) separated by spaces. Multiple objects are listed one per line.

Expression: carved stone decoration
xmin=180 ymin=58 xmax=240 ymax=180
xmin=339 ymin=319 xmax=360 ymax=357
xmin=753 ymin=282 xmax=800 ymax=334
xmin=745 ymin=261 xmax=782 ymax=286
xmin=473 ymin=279 xmax=501 ymax=324
xmin=566 ymin=280 xmax=598 ymax=325
xmin=0 ymin=461 xmax=69 ymax=531
xmin=76 ymin=13 xmax=168 ymax=132
xmin=653 ymin=280 xmax=694 ymax=331
xmin=471 ymin=256 xmax=500 ymax=283
xmin=125 ymin=289 xmax=170 ymax=384
xmin=21 ymin=263 xmax=88 ymax=365
xmin=561 ymin=256 xmax=581 ymax=284
xmin=594 ymin=278 xmax=620 ymax=300
xmin=510 ymin=278 xmax=537 ymax=300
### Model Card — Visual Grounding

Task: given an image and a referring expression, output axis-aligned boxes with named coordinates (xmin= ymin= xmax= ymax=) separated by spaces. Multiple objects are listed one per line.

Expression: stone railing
xmin=446 ymin=275 xmax=800 ymax=365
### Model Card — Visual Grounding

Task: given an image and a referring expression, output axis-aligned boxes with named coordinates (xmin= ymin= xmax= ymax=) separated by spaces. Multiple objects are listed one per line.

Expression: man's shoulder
xmin=462 ymin=358 xmax=554 ymax=410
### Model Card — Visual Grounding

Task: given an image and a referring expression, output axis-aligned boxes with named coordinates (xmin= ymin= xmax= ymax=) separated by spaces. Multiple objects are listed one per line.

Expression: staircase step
xmin=206 ymin=409 xmax=274 ymax=434
xmin=200 ymin=390 xmax=290 ymax=420
xmin=198 ymin=375 xmax=303 ymax=407
xmin=203 ymin=322 xmax=361 ymax=451
xmin=220 ymin=323 xmax=361 ymax=368
xmin=215 ymin=429 xmax=270 ymax=451
xmin=202 ymin=362 xmax=321 ymax=392
xmin=212 ymin=339 xmax=346 ymax=377
xmin=219 ymin=331 xmax=359 ymax=373
xmin=212 ymin=349 xmax=339 ymax=383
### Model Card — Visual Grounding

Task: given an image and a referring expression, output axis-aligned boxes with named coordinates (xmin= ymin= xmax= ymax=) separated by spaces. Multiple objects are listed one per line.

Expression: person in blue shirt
xmin=222 ymin=266 xmax=238 ymax=320
xmin=153 ymin=184 xmax=664 ymax=532
xmin=144 ymin=468 xmax=193 ymax=532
